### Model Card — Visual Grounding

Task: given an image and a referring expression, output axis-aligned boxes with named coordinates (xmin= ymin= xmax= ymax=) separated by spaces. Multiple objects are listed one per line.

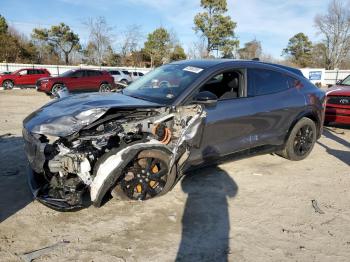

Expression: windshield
xmin=123 ymin=64 xmax=205 ymax=104
xmin=59 ymin=70 xmax=74 ymax=77
xmin=341 ymin=75 xmax=350 ymax=86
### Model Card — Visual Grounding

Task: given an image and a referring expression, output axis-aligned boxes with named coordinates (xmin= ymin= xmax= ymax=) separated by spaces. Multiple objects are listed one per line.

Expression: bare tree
xmin=315 ymin=0 xmax=350 ymax=69
xmin=187 ymin=38 xmax=208 ymax=59
xmin=120 ymin=25 xmax=143 ymax=64
xmin=84 ymin=17 xmax=113 ymax=65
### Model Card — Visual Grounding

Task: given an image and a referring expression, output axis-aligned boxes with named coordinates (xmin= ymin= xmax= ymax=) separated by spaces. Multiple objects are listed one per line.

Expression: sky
xmin=0 ymin=0 xmax=331 ymax=58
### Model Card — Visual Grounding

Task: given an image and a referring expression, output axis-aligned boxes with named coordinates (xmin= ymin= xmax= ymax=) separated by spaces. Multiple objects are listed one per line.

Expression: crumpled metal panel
xmin=23 ymin=92 xmax=160 ymax=137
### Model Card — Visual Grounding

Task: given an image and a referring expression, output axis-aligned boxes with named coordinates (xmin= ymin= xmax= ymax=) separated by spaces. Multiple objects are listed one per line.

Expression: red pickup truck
xmin=36 ymin=69 xmax=115 ymax=95
xmin=1 ymin=68 xmax=51 ymax=89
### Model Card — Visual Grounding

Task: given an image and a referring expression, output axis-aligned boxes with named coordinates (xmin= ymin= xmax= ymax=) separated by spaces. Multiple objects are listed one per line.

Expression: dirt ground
xmin=0 ymin=89 xmax=349 ymax=262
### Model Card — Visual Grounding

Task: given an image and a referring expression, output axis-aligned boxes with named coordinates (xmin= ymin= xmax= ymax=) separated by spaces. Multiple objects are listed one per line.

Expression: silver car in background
xmin=130 ymin=71 xmax=145 ymax=81
xmin=108 ymin=70 xmax=132 ymax=84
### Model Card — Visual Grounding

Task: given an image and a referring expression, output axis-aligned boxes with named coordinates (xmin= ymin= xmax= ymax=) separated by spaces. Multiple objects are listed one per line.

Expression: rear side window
xmin=72 ymin=70 xmax=85 ymax=78
xmin=139 ymin=72 xmax=144 ymax=76
xmin=87 ymin=70 xmax=102 ymax=77
xmin=248 ymin=68 xmax=290 ymax=96
xmin=36 ymin=69 xmax=46 ymax=74
xmin=122 ymin=70 xmax=130 ymax=75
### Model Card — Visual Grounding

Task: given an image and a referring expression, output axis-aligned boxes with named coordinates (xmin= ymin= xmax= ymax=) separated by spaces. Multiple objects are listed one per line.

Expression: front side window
xmin=199 ymin=70 xmax=244 ymax=100
xmin=18 ymin=70 xmax=28 ymax=76
xmin=248 ymin=68 xmax=290 ymax=96
xmin=341 ymin=75 xmax=350 ymax=86
xmin=59 ymin=70 xmax=75 ymax=77
xmin=123 ymin=64 xmax=205 ymax=104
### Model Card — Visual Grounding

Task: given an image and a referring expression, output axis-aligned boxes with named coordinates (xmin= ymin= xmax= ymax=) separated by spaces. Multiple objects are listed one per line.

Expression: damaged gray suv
xmin=23 ymin=60 xmax=326 ymax=211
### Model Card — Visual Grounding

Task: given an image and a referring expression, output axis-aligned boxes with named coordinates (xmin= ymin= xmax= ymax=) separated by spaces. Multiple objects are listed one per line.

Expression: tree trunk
xmin=64 ymin=52 xmax=69 ymax=65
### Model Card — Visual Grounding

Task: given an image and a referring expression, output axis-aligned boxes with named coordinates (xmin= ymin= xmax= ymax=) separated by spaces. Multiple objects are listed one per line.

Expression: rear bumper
xmin=325 ymin=105 xmax=350 ymax=124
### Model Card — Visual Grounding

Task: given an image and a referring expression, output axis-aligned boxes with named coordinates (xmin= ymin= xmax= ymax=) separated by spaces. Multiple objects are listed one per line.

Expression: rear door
xmin=86 ymin=70 xmax=103 ymax=90
xmin=35 ymin=69 xmax=49 ymax=82
xmin=66 ymin=70 xmax=88 ymax=90
xmin=246 ymin=68 xmax=306 ymax=147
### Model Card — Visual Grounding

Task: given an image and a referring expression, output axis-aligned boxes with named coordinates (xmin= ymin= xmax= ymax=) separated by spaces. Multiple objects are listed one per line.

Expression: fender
xmin=284 ymin=107 xmax=322 ymax=144
xmin=90 ymin=140 xmax=172 ymax=207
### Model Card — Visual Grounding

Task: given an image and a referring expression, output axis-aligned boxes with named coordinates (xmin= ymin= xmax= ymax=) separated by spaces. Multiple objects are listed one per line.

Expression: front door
xmin=16 ymin=69 xmax=32 ymax=85
xmin=187 ymin=69 xmax=257 ymax=164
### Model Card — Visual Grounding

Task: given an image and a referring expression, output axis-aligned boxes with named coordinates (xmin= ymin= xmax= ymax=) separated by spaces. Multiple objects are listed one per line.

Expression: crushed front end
xmin=23 ymin=98 xmax=206 ymax=211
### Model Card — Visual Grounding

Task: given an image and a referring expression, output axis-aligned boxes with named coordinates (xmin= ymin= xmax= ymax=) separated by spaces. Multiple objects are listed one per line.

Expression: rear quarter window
xmin=248 ymin=68 xmax=290 ymax=96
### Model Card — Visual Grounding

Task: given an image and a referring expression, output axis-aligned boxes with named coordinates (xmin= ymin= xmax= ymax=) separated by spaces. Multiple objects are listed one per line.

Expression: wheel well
xmin=100 ymin=81 xmax=109 ymax=85
xmin=286 ymin=112 xmax=321 ymax=143
xmin=2 ymin=79 xmax=14 ymax=85
xmin=51 ymin=83 xmax=64 ymax=88
xmin=302 ymin=112 xmax=321 ymax=138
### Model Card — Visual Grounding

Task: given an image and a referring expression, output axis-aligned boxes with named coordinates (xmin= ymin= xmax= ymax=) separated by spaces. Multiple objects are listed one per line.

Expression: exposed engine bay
xmin=23 ymin=103 xmax=206 ymax=211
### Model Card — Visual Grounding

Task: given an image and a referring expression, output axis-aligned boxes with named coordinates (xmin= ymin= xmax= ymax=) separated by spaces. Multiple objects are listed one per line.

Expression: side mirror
xmin=193 ymin=91 xmax=218 ymax=106
xmin=336 ymin=79 xmax=343 ymax=85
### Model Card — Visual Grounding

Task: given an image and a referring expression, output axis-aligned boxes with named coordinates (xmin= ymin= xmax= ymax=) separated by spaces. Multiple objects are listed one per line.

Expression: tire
xmin=3 ymin=80 xmax=14 ymax=90
xmin=51 ymin=84 xmax=64 ymax=96
xmin=112 ymin=149 xmax=176 ymax=201
xmin=278 ymin=117 xmax=317 ymax=161
xmin=99 ymin=83 xmax=111 ymax=92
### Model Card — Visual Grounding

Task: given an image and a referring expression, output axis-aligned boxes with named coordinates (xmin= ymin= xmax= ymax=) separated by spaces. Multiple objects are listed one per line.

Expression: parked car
xmin=108 ymin=69 xmax=132 ymax=85
xmin=36 ymin=69 xmax=115 ymax=95
xmin=0 ymin=71 xmax=12 ymax=75
xmin=23 ymin=59 xmax=325 ymax=211
xmin=325 ymin=75 xmax=350 ymax=125
xmin=0 ymin=68 xmax=50 ymax=89
xmin=130 ymin=71 xmax=145 ymax=81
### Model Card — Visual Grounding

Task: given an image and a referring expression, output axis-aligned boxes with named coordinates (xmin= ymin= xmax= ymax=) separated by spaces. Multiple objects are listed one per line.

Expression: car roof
xmin=171 ymin=59 xmax=304 ymax=77
xmin=16 ymin=68 xmax=47 ymax=70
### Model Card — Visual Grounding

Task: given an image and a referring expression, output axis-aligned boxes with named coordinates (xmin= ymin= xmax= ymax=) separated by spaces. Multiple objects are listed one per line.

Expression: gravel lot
xmin=0 ymin=89 xmax=349 ymax=262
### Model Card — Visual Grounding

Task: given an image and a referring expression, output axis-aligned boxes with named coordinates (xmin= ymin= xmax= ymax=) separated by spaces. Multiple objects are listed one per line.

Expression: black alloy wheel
xmin=293 ymin=125 xmax=314 ymax=156
xmin=113 ymin=149 xmax=176 ymax=201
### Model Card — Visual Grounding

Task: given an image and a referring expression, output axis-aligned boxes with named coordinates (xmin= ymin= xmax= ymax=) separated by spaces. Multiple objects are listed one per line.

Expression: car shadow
xmin=317 ymin=127 xmax=350 ymax=166
xmin=176 ymin=166 xmax=238 ymax=262
xmin=0 ymin=136 xmax=33 ymax=223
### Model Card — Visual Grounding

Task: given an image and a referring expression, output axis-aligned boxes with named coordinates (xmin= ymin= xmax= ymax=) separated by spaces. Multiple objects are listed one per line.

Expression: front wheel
xmin=3 ymin=80 xmax=14 ymax=90
xmin=112 ymin=149 xmax=176 ymax=201
xmin=99 ymin=83 xmax=111 ymax=92
xmin=51 ymin=84 xmax=64 ymax=96
xmin=277 ymin=117 xmax=317 ymax=161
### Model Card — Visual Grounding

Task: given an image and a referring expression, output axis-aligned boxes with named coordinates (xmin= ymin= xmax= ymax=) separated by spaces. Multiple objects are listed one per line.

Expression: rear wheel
xmin=3 ymin=80 xmax=14 ymax=90
xmin=278 ymin=117 xmax=317 ymax=161
xmin=112 ymin=149 xmax=176 ymax=201
xmin=99 ymin=83 xmax=111 ymax=92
